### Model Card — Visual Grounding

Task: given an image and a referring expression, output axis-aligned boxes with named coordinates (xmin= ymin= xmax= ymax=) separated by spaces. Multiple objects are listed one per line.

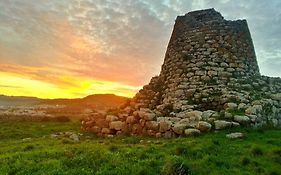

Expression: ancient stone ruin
xmin=81 ymin=8 xmax=281 ymax=138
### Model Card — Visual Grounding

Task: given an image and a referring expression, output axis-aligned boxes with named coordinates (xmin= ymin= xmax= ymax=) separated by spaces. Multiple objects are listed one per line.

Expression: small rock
xmin=107 ymin=134 xmax=114 ymax=138
xmin=22 ymin=138 xmax=32 ymax=141
xmin=69 ymin=134 xmax=79 ymax=141
xmin=50 ymin=134 xmax=59 ymax=139
xmin=226 ymin=132 xmax=244 ymax=139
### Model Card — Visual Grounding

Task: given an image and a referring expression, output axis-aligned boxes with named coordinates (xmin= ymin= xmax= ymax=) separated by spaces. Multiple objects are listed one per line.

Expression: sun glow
xmin=0 ymin=72 xmax=138 ymax=99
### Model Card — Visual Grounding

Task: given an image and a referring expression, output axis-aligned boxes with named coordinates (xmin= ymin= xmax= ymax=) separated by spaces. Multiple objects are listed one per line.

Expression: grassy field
xmin=0 ymin=120 xmax=280 ymax=175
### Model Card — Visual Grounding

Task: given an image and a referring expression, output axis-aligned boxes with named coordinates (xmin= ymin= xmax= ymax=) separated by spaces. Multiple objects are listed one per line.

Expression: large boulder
xmin=271 ymin=93 xmax=281 ymax=100
xmin=184 ymin=110 xmax=203 ymax=120
xmin=196 ymin=121 xmax=212 ymax=132
xmin=214 ymin=120 xmax=232 ymax=130
xmin=101 ymin=128 xmax=111 ymax=134
xmin=89 ymin=126 xmax=101 ymax=133
xmin=184 ymin=128 xmax=201 ymax=136
xmin=234 ymin=115 xmax=250 ymax=124
xmin=202 ymin=110 xmax=215 ymax=120
xmin=105 ymin=115 xmax=119 ymax=122
xmin=232 ymin=122 xmax=240 ymax=127
xmin=109 ymin=121 xmax=125 ymax=131
xmin=224 ymin=102 xmax=238 ymax=110
xmin=172 ymin=123 xmax=186 ymax=135
xmin=126 ymin=115 xmax=138 ymax=124
xmin=95 ymin=118 xmax=109 ymax=128
xmin=84 ymin=120 xmax=95 ymax=128
xmin=163 ymin=131 xmax=175 ymax=138
xmin=145 ymin=121 xmax=159 ymax=131
xmin=138 ymin=108 xmax=156 ymax=121
xmin=245 ymin=105 xmax=262 ymax=115
xmin=159 ymin=120 xmax=172 ymax=132
xmin=132 ymin=124 xmax=142 ymax=134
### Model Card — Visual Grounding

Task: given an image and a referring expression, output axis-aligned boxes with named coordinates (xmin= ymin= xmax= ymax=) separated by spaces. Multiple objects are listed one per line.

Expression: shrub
xmin=123 ymin=137 xmax=141 ymax=144
xmin=23 ymin=145 xmax=34 ymax=151
xmin=64 ymin=151 xmax=75 ymax=159
xmin=252 ymin=147 xmax=263 ymax=156
xmin=108 ymin=145 xmax=118 ymax=152
xmin=266 ymin=139 xmax=275 ymax=145
xmin=161 ymin=158 xmax=191 ymax=175
xmin=272 ymin=149 xmax=281 ymax=165
xmin=137 ymin=168 xmax=151 ymax=175
xmin=241 ymin=157 xmax=250 ymax=166
xmin=272 ymin=149 xmax=281 ymax=157
xmin=175 ymin=146 xmax=188 ymax=156
xmin=212 ymin=140 xmax=220 ymax=145
xmin=269 ymin=171 xmax=280 ymax=175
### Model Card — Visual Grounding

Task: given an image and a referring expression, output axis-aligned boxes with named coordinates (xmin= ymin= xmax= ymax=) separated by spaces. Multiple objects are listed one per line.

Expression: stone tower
xmin=134 ymin=8 xmax=261 ymax=112
xmin=82 ymin=9 xmax=281 ymax=137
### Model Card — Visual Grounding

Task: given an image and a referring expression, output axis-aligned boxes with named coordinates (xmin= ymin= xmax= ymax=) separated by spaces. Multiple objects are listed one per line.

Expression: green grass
xmin=0 ymin=121 xmax=280 ymax=175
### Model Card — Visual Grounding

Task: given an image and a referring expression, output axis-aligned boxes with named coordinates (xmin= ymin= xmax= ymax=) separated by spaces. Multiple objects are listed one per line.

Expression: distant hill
xmin=0 ymin=95 xmax=41 ymax=106
xmin=0 ymin=94 xmax=129 ymax=109
xmin=40 ymin=94 xmax=129 ymax=109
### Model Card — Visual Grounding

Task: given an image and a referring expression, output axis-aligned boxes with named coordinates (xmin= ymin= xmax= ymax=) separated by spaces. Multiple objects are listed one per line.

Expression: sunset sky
xmin=0 ymin=0 xmax=280 ymax=98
